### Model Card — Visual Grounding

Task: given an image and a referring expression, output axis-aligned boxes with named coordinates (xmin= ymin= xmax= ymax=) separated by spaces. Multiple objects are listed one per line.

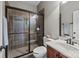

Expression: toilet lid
xmin=33 ymin=46 xmax=47 ymax=54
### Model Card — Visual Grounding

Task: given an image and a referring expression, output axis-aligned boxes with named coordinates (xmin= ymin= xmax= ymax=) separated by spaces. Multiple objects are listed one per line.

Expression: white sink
xmin=57 ymin=42 xmax=79 ymax=53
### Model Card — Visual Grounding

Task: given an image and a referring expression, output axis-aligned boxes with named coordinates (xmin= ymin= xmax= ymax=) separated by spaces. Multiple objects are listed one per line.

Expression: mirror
xmin=60 ymin=1 xmax=79 ymax=40
xmin=73 ymin=10 xmax=79 ymax=40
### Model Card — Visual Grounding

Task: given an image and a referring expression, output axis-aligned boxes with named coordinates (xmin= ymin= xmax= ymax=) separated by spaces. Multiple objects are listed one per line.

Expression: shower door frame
xmin=5 ymin=6 xmax=41 ymax=58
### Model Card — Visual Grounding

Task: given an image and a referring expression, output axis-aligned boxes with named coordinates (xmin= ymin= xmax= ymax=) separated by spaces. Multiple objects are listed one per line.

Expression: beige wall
xmin=5 ymin=1 xmax=37 ymax=13
xmin=37 ymin=1 xmax=60 ymax=39
xmin=61 ymin=1 xmax=79 ymax=36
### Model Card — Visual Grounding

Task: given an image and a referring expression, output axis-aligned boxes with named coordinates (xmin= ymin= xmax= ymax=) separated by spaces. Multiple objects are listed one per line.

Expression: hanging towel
xmin=2 ymin=16 xmax=8 ymax=47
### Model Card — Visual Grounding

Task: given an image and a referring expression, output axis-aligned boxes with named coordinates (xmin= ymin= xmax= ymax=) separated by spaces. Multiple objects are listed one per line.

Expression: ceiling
xmin=7 ymin=1 xmax=40 ymax=7
xmin=21 ymin=1 xmax=40 ymax=6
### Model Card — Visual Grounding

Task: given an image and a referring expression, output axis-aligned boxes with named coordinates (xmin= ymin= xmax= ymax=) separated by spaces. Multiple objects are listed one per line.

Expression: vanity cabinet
xmin=47 ymin=46 xmax=67 ymax=58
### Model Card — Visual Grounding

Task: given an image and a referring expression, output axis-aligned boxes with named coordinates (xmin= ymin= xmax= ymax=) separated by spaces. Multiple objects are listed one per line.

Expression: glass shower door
xmin=7 ymin=8 xmax=42 ymax=58
xmin=30 ymin=13 xmax=38 ymax=51
xmin=7 ymin=8 xmax=29 ymax=57
xmin=13 ymin=16 xmax=29 ymax=52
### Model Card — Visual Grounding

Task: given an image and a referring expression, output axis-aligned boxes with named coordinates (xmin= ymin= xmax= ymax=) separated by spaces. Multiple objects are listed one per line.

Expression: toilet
xmin=33 ymin=37 xmax=48 ymax=58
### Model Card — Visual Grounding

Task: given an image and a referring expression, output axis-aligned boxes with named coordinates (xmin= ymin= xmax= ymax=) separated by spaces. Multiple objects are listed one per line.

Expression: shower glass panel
xmin=13 ymin=16 xmax=29 ymax=49
xmin=7 ymin=8 xmax=29 ymax=58
xmin=30 ymin=14 xmax=38 ymax=51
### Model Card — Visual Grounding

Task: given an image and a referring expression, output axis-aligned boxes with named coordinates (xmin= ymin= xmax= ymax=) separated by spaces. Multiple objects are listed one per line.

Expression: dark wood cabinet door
xmin=47 ymin=46 xmax=67 ymax=58
xmin=47 ymin=46 xmax=58 ymax=58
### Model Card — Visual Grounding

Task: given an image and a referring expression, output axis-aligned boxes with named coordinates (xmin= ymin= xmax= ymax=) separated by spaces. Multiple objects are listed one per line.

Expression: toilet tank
xmin=43 ymin=37 xmax=48 ymax=47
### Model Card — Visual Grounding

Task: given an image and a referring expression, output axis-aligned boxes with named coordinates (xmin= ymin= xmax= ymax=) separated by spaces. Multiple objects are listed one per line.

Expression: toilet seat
xmin=33 ymin=46 xmax=47 ymax=58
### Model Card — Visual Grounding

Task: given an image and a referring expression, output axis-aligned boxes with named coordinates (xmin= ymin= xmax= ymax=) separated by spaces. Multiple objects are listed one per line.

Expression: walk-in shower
xmin=6 ymin=6 xmax=44 ymax=58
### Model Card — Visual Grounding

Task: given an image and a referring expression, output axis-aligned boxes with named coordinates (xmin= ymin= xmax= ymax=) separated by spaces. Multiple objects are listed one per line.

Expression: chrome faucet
xmin=66 ymin=38 xmax=77 ymax=45
xmin=66 ymin=38 xmax=74 ymax=45
xmin=65 ymin=36 xmax=78 ymax=45
xmin=66 ymin=38 xmax=72 ymax=44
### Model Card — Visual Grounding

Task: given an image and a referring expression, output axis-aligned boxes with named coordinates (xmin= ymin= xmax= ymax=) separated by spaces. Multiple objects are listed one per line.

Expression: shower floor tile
xmin=8 ymin=44 xmax=38 ymax=58
xmin=16 ymin=46 xmax=28 ymax=53
xmin=8 ymin=46 xmax=28 ymax=58
xmin=8 ymin=49 xmax=23 ymax=58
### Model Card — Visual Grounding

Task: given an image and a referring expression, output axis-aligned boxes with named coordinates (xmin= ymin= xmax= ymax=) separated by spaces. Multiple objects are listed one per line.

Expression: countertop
xmin=46 ymin=39 xmax=79 ymax=58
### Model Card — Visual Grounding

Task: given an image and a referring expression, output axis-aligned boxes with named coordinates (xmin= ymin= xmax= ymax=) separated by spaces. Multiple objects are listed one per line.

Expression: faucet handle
xmin=72 ymin=37 xmax=75 ymax=39
xmin=65 ymin=39 xmax=69 ymax=43
xmin=65 ymin=38 xmax=72 ymax=44
xmin=71 ymin=41 xmax=77 ymax=45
